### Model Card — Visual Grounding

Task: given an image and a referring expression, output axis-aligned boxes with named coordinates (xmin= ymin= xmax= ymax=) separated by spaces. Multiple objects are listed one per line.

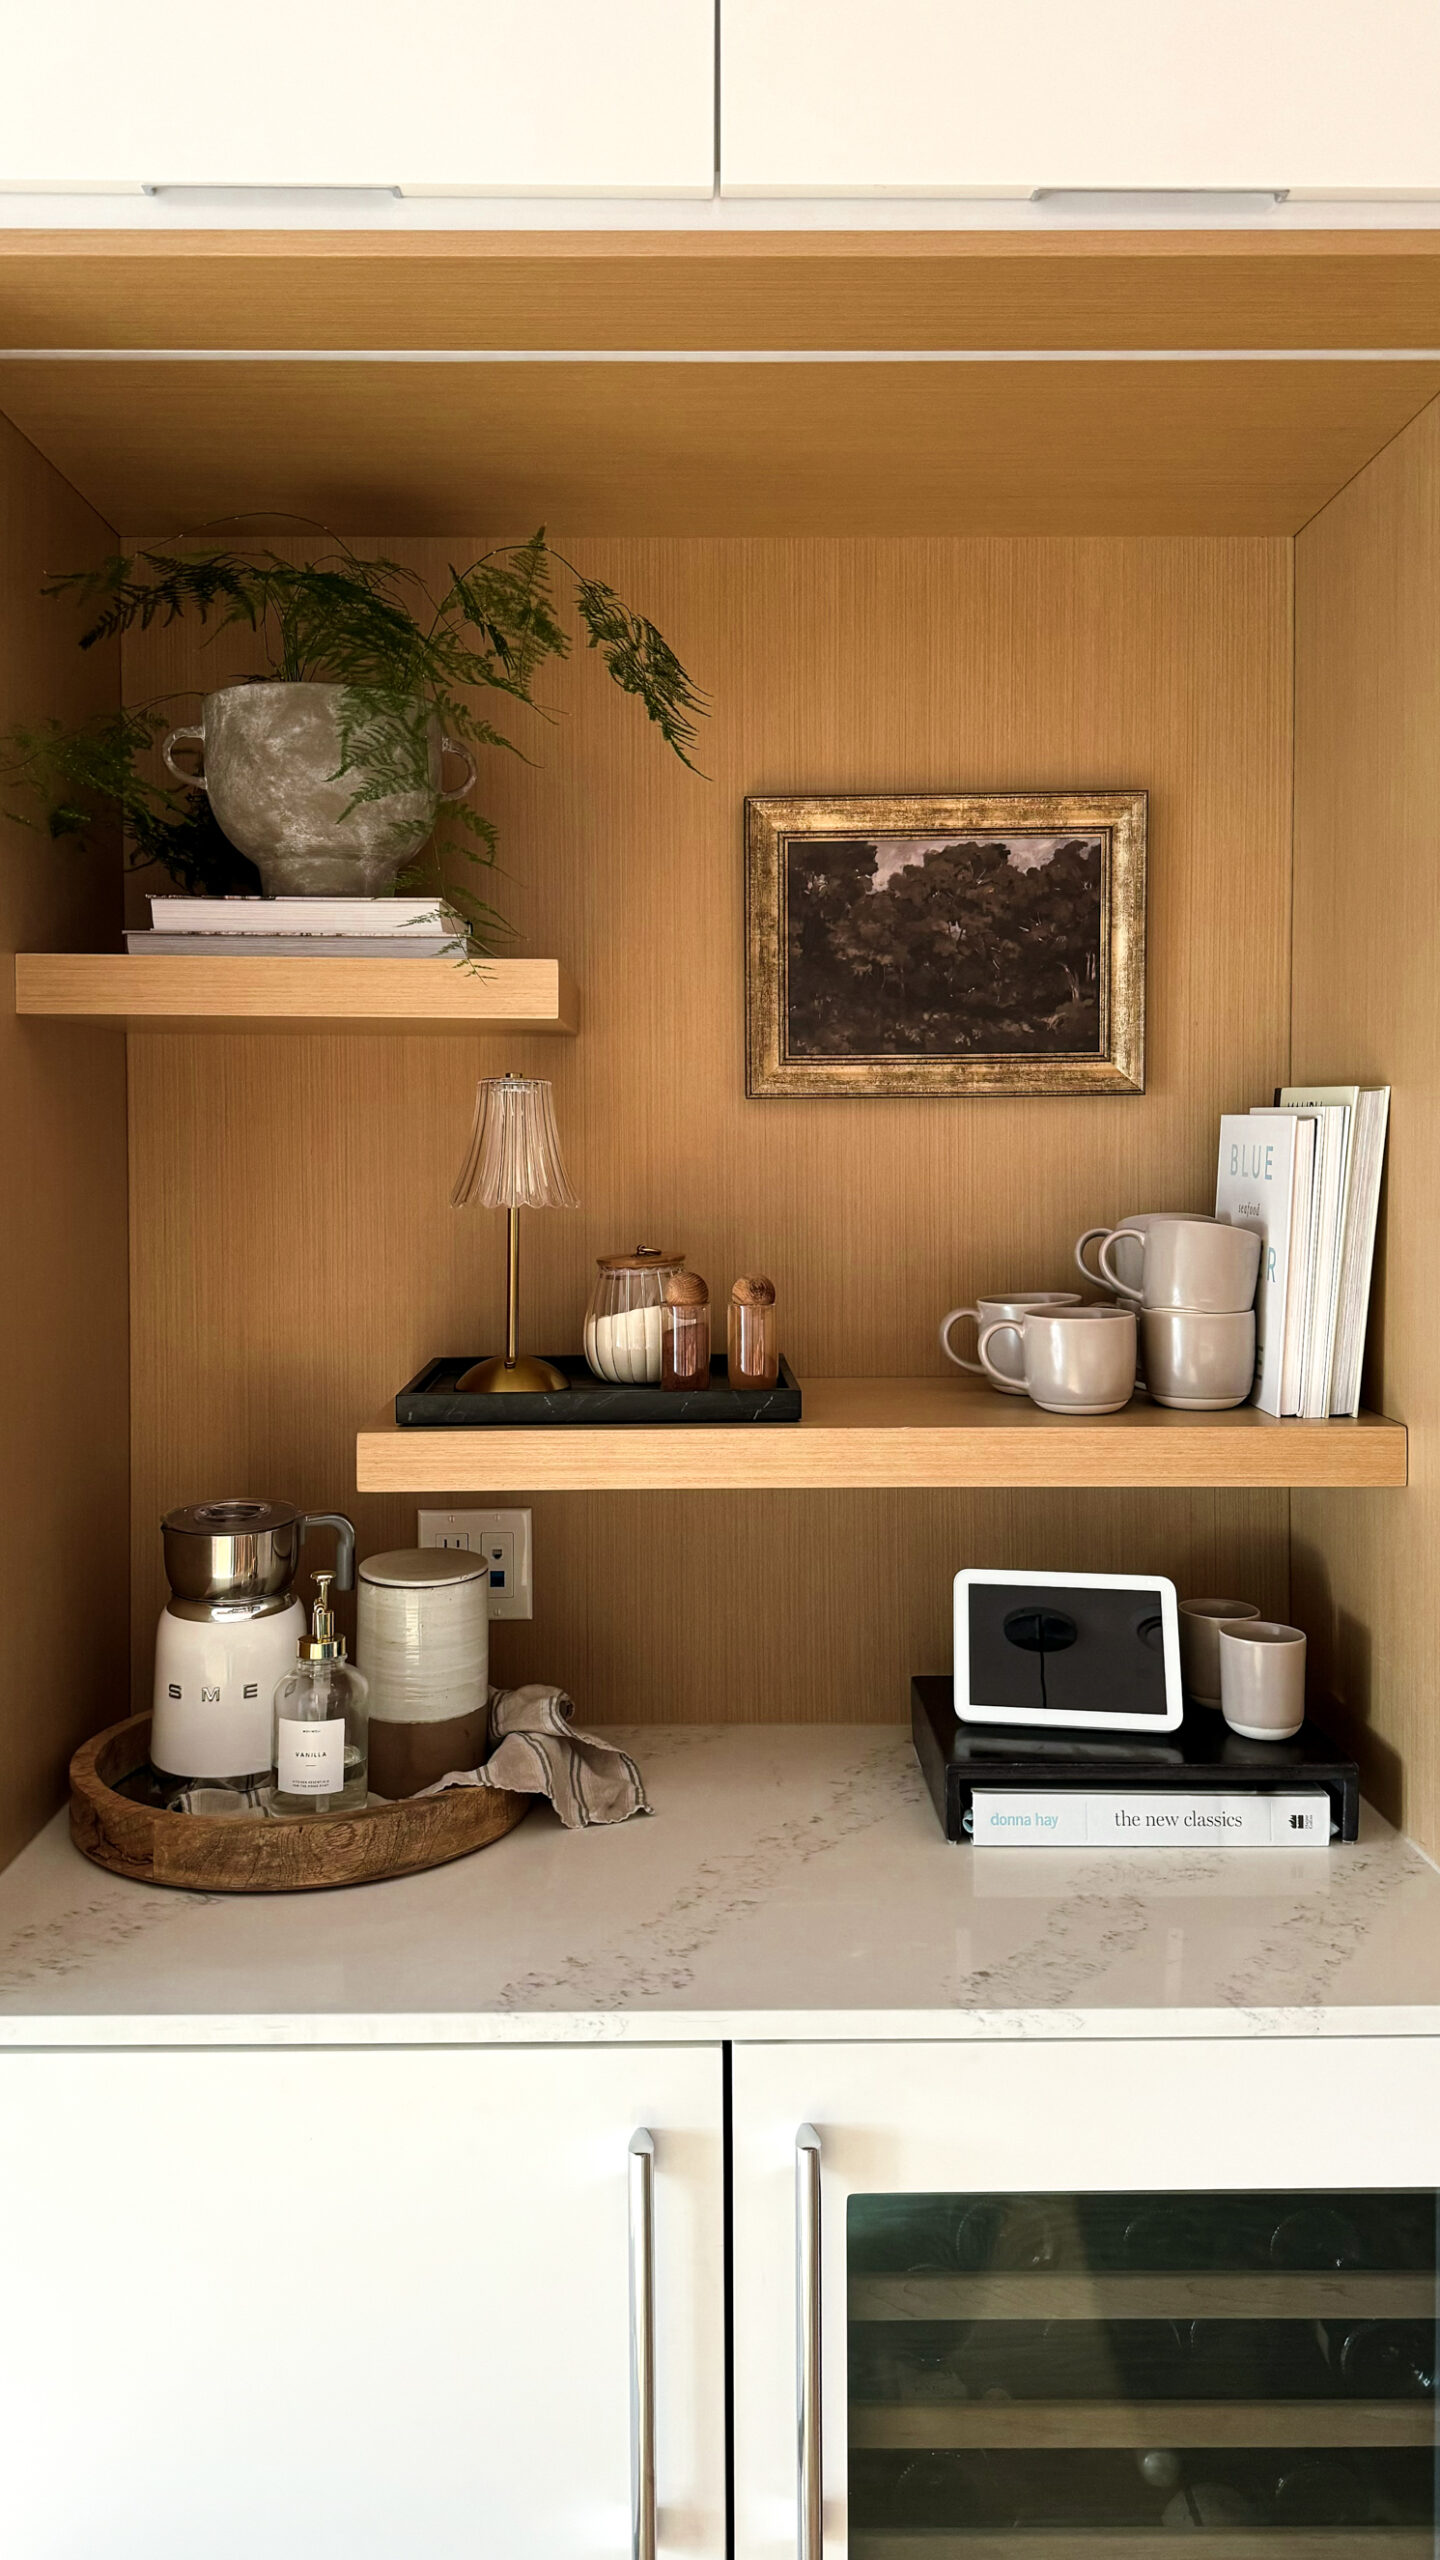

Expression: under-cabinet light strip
xmin=3 ymin=345 xmax=1440 ymax=364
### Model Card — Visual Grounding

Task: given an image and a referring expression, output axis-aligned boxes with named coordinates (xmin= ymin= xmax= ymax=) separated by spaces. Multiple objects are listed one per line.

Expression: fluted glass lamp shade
xmin=451 ymin=1074 xmax=577 ymax=1211
xmin=451 ymin=1075 xmax=576 ymax=1393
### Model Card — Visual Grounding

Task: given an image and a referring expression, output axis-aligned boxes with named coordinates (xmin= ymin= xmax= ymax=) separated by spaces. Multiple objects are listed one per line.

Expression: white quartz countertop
xmin=1 ymin=1725 xmax=1438 ymax=2046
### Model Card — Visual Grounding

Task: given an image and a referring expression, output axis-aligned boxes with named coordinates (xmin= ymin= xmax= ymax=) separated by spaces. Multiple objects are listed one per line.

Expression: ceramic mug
xmin=1140 ymin=1307 xmax=1256 ymax=1409
xmin=1100 ymin=1217 xmax=1261 ymax=1315
xmin=1219 ymin=1620 xmax=1307 ymax=1741
xmin=1178 ymin=1596 xmax=1263 ymax=1705
xmin=977 ymin=1303 xmax=1137 ymax=1417
xmin=940 ymin=1292 xmax=1083 ymax=1392
xmin=1076 ymin=1210 xmax=1219 ymax=1299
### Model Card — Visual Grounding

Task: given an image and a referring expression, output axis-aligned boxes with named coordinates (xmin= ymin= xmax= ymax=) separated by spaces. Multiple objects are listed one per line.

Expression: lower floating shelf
xmin=355 ymin=1376 xmax=1408 ymax=1494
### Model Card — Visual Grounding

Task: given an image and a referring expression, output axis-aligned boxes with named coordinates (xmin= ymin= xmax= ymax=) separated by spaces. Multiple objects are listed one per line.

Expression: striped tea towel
xmin=415 ymin=1684 xmax=650 ymax=1829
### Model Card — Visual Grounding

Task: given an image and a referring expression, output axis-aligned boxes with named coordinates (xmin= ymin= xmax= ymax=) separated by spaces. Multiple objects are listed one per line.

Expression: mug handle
xmin=438 ymin=737 xmax=478 ymax=802
xmin=976 ymin=1317 xmax=1024 ymax=1388
xmin=1096 ymin=1226 xmax=1146 ymax=1302
xmin=939 ymin=1306 xmax=983 ymax=1372
xmin=161 ymin=725 xmax=208 ymax=791
xmin=1074 ymin=1225 xmax=1110 ymax=1287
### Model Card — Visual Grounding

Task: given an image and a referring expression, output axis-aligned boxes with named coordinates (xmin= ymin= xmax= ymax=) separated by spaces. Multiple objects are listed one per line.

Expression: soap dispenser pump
xmin=272 ymin=1572 xmax=370 ymax=1816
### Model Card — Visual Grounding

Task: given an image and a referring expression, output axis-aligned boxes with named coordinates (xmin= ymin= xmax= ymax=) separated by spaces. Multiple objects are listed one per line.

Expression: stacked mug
xmin=1077 ymin=1211 xmax=1261 ymax=1410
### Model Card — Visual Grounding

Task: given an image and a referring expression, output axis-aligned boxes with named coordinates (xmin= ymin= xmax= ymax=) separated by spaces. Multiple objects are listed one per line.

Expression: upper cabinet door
xmin=721 ymin=0 xmax=1440 ymax=199
xmin=0 ymin=1 xmax=715 ymax=196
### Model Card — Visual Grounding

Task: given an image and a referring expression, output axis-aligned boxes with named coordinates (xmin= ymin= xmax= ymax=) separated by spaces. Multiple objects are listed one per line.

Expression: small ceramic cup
xmin=1178 ymin=1596 xmax=1263 ymax=1706
xmin=977 ymin=1302 xmax=1137 ymax=1417
xmin=1075 ymin=1210 xmax=1219 ymax=1299
xmin=1219 ymin=1620 xmax=1307 ymax=1742
xmin=940 ymin=1292 xmax=1082 ymax=1392
xmin=1099 ymin=1218 xmax=1261 ymax=1316
xmin=1140 ymin=1307 xmax=1257 ymax=1410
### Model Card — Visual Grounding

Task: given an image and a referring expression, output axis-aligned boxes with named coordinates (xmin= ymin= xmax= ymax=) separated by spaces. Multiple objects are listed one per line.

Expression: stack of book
xmin=1214 ymin=1083 xmax=1390 ymax=1419
xmin=126 ymin=894 xmax=467 ymax=958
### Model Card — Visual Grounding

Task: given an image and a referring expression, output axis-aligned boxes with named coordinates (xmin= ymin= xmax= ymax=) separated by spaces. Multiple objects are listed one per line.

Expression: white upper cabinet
xmin=0 ymin=0 xmax=715 ymax=197
xmin=721 ymin=0 xmax=1440 ymax=199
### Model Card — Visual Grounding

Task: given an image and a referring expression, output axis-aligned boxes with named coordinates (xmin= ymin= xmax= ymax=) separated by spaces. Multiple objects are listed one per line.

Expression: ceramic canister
xmin=357 ymin=1548 xmax=490 ymax=1797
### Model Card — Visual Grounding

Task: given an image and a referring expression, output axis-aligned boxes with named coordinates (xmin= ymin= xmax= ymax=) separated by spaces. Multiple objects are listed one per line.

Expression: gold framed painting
xmin=745 ymin=790 xmax=1147 ymax=1099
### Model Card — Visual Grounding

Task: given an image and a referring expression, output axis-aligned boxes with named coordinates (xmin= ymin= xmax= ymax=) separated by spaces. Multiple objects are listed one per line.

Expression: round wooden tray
xmin=69 ymin=1714 xmax=531 ymax=1893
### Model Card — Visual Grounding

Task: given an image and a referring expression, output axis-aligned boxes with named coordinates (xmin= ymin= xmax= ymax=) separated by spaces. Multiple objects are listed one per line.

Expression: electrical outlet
xmin=417 ymin=1509 xmax=532 ymax=1618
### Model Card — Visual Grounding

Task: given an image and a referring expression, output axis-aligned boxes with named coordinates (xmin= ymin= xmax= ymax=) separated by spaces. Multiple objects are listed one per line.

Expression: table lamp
xmin=451 ymin=1072 xmax=577 ymax=1392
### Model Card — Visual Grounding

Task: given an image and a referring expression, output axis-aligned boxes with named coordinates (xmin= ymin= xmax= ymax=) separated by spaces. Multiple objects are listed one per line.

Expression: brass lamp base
xmin=457 ymin=1354 xmax=570 ymax=1394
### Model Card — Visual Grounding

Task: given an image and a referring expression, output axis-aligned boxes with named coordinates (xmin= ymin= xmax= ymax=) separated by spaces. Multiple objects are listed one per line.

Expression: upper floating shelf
xmin=355 ymin=1376 xmax=1407 ymax=1495
xmin=14 ymin=953 xmax=578 ymax=1036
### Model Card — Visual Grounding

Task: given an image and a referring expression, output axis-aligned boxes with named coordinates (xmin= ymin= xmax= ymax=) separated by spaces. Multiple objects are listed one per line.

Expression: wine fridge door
xmin=731 ymin=2037 xmax=1440 ymax=2560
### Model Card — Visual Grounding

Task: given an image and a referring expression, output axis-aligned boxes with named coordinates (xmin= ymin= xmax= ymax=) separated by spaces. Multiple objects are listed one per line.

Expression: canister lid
xmin=358 ymin=1548 xmax=491 ymax=1587
xmin=595 ymin=1247 xmax=685 ymax=1271
xmin=162 ymin=1498 xmax=301 ymax=1537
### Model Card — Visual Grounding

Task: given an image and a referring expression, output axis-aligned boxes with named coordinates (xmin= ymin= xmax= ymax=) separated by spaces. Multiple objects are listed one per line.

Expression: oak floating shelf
xmin=355 ymin=1376 xmax=1408 ymax=1495
xmin=14 ymin=953 xmax=579 ymax=1036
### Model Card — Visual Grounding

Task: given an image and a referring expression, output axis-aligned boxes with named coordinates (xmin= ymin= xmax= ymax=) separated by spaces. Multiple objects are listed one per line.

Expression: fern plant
xmin=0 ymin=531 xmax=706 ymax=944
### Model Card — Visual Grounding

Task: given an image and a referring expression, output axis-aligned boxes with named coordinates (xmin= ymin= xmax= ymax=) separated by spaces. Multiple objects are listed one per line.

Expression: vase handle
xmin=438 ymin=737 xmax=477 ymax=802
xmin=161 ymin=725 xmax=208 ymax=792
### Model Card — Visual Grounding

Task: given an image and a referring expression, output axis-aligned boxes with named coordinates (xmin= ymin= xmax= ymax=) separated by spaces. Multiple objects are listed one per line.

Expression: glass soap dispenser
xmin=272 ymin=1571 xmax=370 ymax=1816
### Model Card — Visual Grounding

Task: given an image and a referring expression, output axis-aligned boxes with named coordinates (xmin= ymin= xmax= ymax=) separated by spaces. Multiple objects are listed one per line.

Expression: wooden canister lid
xmin=730 ymin=1274 xmax=776 ymax=1306
xmin=596 ymin=1247 xmax=685 ymax=1271
xmin=663 ymin=1270 xmax=710 ymax=1305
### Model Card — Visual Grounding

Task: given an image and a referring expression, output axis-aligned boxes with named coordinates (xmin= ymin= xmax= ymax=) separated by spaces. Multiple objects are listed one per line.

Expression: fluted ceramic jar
xmin=356 ymin=1548 xmax=489 ymax=1798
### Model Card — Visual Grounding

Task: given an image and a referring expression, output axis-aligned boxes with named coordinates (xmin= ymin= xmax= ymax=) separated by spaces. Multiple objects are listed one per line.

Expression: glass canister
xmin=585 ymin=1248 xmax=686 ymax=1384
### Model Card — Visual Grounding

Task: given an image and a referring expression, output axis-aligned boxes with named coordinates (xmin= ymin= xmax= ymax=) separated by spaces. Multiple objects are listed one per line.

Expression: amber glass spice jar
xmin=662 ymin=1270 xmax=712 ymax=1390
xmin=728 ymin=1275 xmax=779 ymax=1389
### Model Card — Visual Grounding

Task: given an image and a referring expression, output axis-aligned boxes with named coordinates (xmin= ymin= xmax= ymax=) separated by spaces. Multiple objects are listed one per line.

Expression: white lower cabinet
xmin=0 ymin=2043 xmax=725 ymax=2560
xmin=731 ymin=2037 xmax=1440 ymax=2558
xmin=8 ymin=2031 xmax=1440 ymax=2555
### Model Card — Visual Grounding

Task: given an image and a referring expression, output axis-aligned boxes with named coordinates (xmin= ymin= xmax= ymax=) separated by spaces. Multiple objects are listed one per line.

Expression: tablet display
xmin=955 ymin=1570 xmax=1183 ymax=1731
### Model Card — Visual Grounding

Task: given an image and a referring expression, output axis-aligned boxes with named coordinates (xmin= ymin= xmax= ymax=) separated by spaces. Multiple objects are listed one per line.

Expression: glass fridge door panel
xmin=732 ymin=2039 xmax=1440 ymax=2560
xmin=849 ymin=2186 xmax=1437 ymax=2547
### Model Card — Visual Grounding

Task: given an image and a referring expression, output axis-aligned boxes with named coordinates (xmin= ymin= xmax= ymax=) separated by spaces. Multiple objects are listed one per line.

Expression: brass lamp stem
xmin=505 ymin=1203 xmax=520 ymax=1369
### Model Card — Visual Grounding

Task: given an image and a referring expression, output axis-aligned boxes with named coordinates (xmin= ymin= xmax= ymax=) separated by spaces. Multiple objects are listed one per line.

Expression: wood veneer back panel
xmin=1292 ymin=394 xmax=1440 ymax=1850
xmin=125 ymin=535 xmax=1293 ymax=1717
xmin=0 ymin=416 xmax=128 ymax=1861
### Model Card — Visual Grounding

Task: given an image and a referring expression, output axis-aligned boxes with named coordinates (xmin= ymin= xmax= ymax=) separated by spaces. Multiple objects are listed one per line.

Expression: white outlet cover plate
xmin=416 ymin=1509 xmax=532 ymax=1619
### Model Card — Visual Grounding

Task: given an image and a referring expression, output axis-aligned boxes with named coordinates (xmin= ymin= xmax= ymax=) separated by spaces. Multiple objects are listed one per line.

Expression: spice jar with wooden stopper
xmin=662 ymin=1270 xmax=712 ymax=1390
xmin=729 ymin=1275 xmax=779 ymax=1390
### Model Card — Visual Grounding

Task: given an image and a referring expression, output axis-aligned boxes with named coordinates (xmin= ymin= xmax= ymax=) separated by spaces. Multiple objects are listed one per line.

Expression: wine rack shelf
xmin=849 ymin=2272 xmax=1436 ymax=2323
xmin=850 ymin=2400 xmax=1433 ymax=2450
xmin=850 ymin=2534 xmax=1431 ymax=2559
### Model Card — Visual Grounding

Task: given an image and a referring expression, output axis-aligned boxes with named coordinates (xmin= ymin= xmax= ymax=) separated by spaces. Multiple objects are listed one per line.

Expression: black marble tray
xmin=395 ymin=1352 xmax=802 ymax=1426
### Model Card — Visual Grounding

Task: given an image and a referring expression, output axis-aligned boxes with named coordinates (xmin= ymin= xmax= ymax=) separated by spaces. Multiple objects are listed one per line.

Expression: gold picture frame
xmin=745 ymin=790 xmax=1147 ymax=1099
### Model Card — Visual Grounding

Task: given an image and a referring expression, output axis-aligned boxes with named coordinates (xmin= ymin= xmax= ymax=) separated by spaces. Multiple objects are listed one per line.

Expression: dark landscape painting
xmin=785 ymin=829 xmax=1104 ymax=1059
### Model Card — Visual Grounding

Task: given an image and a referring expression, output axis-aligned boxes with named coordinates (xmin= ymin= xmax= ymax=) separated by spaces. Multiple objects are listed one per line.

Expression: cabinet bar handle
xmin=796 ymin=2124 xmax=823 ymax=2560
xmin=629 ymin=2129 xmax=657 ymax=2560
